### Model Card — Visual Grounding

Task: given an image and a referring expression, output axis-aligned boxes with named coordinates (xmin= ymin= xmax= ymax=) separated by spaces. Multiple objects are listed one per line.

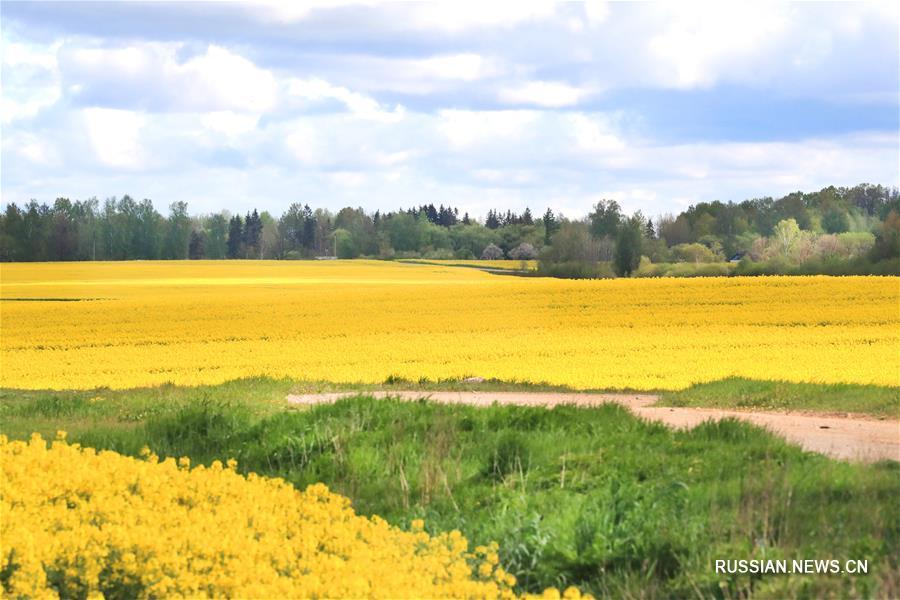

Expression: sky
xmin=1 ymin=1 xmax=898 ymax=219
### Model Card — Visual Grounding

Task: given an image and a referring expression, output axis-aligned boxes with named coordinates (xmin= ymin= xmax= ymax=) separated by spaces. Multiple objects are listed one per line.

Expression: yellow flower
xmin=1 ymin=262 xmax=895 ymax=391
xmin=2 ymin=435 xmax=582 ymax=599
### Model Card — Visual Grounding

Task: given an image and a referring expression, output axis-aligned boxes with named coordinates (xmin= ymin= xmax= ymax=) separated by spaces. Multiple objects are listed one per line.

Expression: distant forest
xmin=1 ymin=183 xmax=897 ymax=275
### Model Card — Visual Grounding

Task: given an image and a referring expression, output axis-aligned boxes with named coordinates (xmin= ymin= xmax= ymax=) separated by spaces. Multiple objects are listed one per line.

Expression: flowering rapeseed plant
xmin=0 ymin=434 xmax=589 ymax=598
xmin=1 ymin=261 xmax=896 ymax=390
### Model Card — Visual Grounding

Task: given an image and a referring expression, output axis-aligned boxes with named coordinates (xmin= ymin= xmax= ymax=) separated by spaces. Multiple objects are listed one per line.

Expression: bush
xmin=508 ymin=243 xmax=537 ymax=260
xmin=535 ymin=261 xmax=615 ymax=279
xmin=634 ymin=261 xmax=733 ymax=278
xmin=424 ymin=248 xmax=455 ymax=260
xmin=733 ymin=256 xmax=900 ymax=276
xmin=481 ymin=243 xmax=505 ymax=260
xmin=671 ymin=243 xmax=718 ymax=263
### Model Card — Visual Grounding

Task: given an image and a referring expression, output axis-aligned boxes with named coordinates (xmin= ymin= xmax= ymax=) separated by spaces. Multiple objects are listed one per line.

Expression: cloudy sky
xmin=2 ymin=1 xmax=898 ymax=218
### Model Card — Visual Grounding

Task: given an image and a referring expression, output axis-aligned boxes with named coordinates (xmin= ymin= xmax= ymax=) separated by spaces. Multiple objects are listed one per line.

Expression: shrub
xmin=535 ymin=261 xmax=615 ymax=279
xmin=671 ymin=243 xmax=718 ymax=263
xmin=424 ymin=248 xmax=455 ymax=260
xmin=481 ymin=243 xmax=505 ymax=260
xmin=508 ymin=243 xmax=537 ymax=260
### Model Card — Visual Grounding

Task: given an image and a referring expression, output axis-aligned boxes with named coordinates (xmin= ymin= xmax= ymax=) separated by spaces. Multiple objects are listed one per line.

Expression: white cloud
xmin=404 ymin=1 xmax=558 ymax=32
xmin=583 ymin=0 xmax=610 ymax=26
xmin=239 ymin=0 xmax=558 ymax=33
xmin=201 ymin=111 xmax=259 ymax=137
xmin=62 ymin=43 xmax=277 ymax=112
xmin=406 ymin=53 xmax=495 ymax=81
xmin=0 ymin=2 xmax=896 ymax=217
xmin=568 ymin=114 xmax=625 ymax=152
xmin=1 ymin=38 xmax=61 ymax=123
xmin=285 ymin=121 xmax=320 ymax=165
xmin=498 ymin=81 xmax=590 ymax=107
xmin=82 ymin=108 xmax=147 ymax=169
xmin=4 ymin=132 xmax=61 ymax=167
xmin=646 ymin=3 xmax=790 ymax=89
xmin=438 ymin=109 xmax=538 ymax=148
xmin=3 ymin=39 xmax=60 ymax=70
xmin=182 ymin=46 xmax=277 ymax=112
xmin=288 ymin=77 xmax=404 ymax=121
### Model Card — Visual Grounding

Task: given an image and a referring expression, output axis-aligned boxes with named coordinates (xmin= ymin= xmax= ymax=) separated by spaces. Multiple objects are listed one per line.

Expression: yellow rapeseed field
xmin=1 ymin=433 xmax=564 ymax=599
xmin=1 ymin=260 xmax=897 ymax=390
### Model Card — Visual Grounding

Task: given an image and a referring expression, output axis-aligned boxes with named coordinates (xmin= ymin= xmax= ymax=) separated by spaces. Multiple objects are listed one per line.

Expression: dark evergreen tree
xmin=301 ymin=205 xmax=316 ymax=250
xmin=243 ymin=209 xmax=262 ymax=258
xmin=188 ymin=230 xmax=205 ymax=259
xmin=522 ymin=207 xmax=534 ymax=225
xmin=542 ymin=208 xmax=558 ymax=244
xmin=48 ymin=198 xmax=77 ymax=261
xmin=227 ymin=215 xmax=243 ymax=258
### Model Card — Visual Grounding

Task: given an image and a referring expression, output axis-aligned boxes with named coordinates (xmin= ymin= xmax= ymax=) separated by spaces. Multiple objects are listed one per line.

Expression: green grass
xmin=1 ymin=377 xmax=898 ymax=598
xmin=662 ymin=378 xmax=900 ymax=418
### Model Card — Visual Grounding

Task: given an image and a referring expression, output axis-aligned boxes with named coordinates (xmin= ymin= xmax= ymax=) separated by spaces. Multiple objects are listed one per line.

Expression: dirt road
xmin=286 ymin=391 xmax=900 ymax=463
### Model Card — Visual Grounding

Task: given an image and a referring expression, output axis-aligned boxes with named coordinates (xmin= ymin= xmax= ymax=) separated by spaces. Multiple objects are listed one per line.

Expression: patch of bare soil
xmin=286 ymin=391 xmax=900 ymax=463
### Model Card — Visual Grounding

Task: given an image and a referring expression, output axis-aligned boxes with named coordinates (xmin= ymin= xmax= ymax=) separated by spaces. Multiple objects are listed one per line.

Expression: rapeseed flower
xmin=1 ymin=434 xmax=593 ymax=598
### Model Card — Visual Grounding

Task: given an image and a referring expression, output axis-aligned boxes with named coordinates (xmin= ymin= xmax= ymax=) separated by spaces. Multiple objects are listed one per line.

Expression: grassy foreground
xmin=662 ymin=378 xmax=900 ymax=418
xmin=1 ymin=378 xmax=898 ymax=598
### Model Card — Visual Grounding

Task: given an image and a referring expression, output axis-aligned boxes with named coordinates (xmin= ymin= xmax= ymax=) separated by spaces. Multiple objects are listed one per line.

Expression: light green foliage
xmin=772 ymin=218 xmax=802 ymax=256
xmin=672 ymin=242 xmax=718 ymax=263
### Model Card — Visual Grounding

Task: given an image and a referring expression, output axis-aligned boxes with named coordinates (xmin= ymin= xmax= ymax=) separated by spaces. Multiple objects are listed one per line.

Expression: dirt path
xmin=286 ymin=391 xmax=900 ymax=463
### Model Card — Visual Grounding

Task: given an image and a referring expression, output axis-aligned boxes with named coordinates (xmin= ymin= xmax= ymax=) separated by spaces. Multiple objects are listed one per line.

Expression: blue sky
xmin=2 ymin=1 xmax=898 ymax=218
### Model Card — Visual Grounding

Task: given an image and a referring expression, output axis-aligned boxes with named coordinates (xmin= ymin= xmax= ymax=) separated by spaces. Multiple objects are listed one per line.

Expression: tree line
xmin=1 ymin=183 xmax=897 ymax=276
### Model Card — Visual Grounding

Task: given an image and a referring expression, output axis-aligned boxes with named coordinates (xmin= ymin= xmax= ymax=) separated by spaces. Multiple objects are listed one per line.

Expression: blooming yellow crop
xmin=0 ymin=433 xmax=589 ymax=599
xmin=1 ymin=261 xmax=897 ymax=390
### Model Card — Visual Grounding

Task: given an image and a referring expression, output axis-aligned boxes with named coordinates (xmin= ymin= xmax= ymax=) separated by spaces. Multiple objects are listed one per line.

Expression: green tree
xmin=333 ymin=228 xmax=358 ymax=258
xmin=822 ymin=206 xmax=850 ymax=234
xmin=588 ymin=199 xmax=622 ymax=239
xmin=48 ymin=198 xmax=78 ymax=261
xmin=0 ymin=203 xmax=24 ymax=261
xmin=772 ymin=218 xmax=801 ymax=257
xmin=227 ymin=215 xmax=243 ymax=258
xmin=543 ymin=221 xmax=598 ymax=263
xmin=243 ymin=210 xmax=263 ymax=258
xmin=870 ymin=210 xmax=900 ymax=261
xmin=205 ymin=213 xmax=229 ymax=259
xmin=614 ymin=215 xmax=643 ymax=276
xmin=164 ymin=201 xmax=191 ymax=260
xmin=385 ymin=213 xmax=425 ymax=252
xmin=188 ymin=230 xmax=205 ymax=259
xmin=542 ymin=208 xmax=558 ymax=245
